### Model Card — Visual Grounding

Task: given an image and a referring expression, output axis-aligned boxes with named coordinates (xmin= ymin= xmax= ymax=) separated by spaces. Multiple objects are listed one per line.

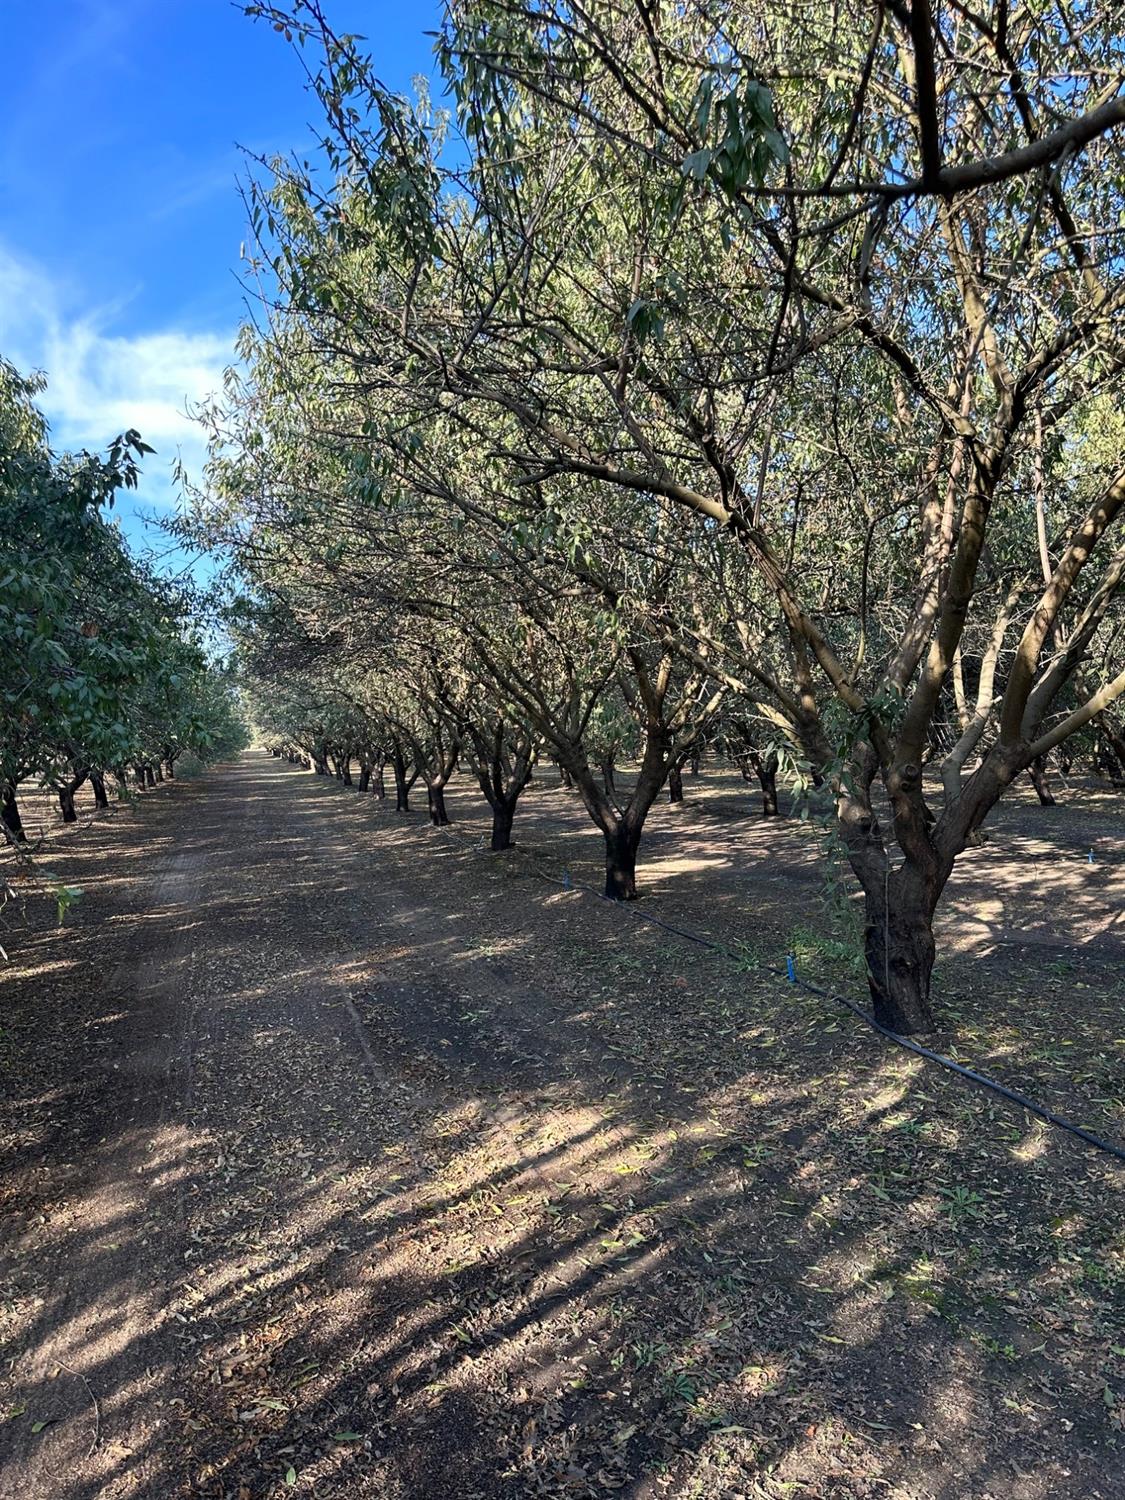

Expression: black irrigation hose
xmin=525 ymin=864 xmax=1125 ymax=1166
xmin=301 ymin=762 xmax=1125 ymax=1167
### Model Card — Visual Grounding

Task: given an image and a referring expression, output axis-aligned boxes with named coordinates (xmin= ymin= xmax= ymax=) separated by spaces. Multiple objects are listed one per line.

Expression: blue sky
xmin=0 ymin=0 xmax=440 ymax=572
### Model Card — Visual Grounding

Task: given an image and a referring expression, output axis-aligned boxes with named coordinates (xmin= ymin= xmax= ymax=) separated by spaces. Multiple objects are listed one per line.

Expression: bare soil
xmin=1 ymin=754 xmax=1123 ymax=1500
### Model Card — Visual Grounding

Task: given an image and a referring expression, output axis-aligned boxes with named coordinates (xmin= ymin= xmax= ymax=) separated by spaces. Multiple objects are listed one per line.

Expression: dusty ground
xmin=1 ymin=754 xmax=1123 ymax=1500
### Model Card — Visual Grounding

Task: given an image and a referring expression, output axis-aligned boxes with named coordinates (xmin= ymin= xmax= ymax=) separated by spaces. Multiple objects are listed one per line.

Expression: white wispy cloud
xmin=0 ymin=242 xmax=230 ymax=510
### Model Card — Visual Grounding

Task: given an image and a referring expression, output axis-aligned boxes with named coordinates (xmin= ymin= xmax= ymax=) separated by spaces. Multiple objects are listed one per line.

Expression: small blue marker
xmin=562 ymin=869 xmax=572 ymax=890
xmin=1088 ymin=849 xmax=1094 ymax=864
xmin=786 ymin=953 xmax=797 ymax=983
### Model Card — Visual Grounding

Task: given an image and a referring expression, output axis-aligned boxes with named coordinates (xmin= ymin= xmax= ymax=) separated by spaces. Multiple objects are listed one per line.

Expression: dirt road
xmin=2 ymin=756 xmax=1122 ymax=1499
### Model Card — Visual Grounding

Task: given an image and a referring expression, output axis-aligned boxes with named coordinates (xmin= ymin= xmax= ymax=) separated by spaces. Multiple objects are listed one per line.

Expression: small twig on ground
xmin=55 ymin=1360 xmax=100 ymax=1459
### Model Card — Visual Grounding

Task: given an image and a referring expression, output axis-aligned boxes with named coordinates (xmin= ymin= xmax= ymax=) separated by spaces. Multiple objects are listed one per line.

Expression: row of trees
xmin=196 ymin=0 xmax=1125 ymax=1033
xmin=1 ymin=359 xmax=246 ymax=850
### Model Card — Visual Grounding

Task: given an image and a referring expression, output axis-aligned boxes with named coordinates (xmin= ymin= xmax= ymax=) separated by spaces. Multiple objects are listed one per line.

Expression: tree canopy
xmin=190 ymin=0 xmax=1125 ymax=1032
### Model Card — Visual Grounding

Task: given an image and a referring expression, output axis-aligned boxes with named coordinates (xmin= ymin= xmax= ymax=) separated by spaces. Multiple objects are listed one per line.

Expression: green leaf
xmin=681 ymin=148 xmax=713 ymax=180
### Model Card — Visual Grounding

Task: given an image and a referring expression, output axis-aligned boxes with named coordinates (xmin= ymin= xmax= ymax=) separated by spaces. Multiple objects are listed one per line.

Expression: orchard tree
xmin=225 ymin=0 xmax=1125 ymax=1032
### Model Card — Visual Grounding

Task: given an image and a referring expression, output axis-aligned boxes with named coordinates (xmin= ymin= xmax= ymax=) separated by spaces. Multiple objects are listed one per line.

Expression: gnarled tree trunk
xmin=2 ymin=783 xmax=25 ymax=843
xmin=604 ymin=819 xmax=642 ymax=901
xmin=754 ymin=752 xmax=779 ymax=816
xmin=391 ymin=746 xmax=416 ymax=812
xmin=860 ymin=863 xmax=939 ymax=1035
xmin=1027 ymin=756 xmax=1056 ymax=806
xmin=427 ymin=783 xmax=450 ymax=825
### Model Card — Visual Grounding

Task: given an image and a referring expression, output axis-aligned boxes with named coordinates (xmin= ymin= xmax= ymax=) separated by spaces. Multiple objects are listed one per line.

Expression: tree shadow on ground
xmin=1 ymin=756 xmax=1123 ymax=1499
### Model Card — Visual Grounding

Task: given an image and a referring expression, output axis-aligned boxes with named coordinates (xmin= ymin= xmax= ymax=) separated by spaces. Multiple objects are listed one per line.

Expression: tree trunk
xmin=601 ymin=756 xmax=617 ymax=798
xmin=154 ymin=763 xmax=164 ymax=783
xmin=145 ymin=765 xmax=156 ymax=788
xmin=604 ymin=821 xmax=641 ymax=901
xmin=134 ymin=763 xmax=147 ymax=788
xmin=90 ymin=771 xmax=109 ymax=809
xmin=165 ymin=760 xmax=176 ymax=780
xmin=1027 ymin=756 xmax=1056 ymax=806
xmin=689 ymin=752 xmax=701 ymax=776
xmin=341 ymin=758 xmax=353 ymax=787
xmin=756 ymin=755 xmax=779 ymax=816
xmin=392 ymin=753 xmax=411 ymax=812
xmin=667 ymin=764 xmax=684 ymax=803
xmin=428 ymin=784 xmax=450 ymax=826
xmin=372 ymin=761 xmax=386 ymax=799
xmin=59 ymin=786 xmax=78 ymax=823
xmin=862 ymin=869 xmax=938 ymax=1034
xmin=357 ymin=763 xmax=371 ymax=793
xmin=558 ymin=762 xmax=573 ymax=790
xmin=2 ymin=783 xmax=25 ymax=843
xmin=1101 ymin=716 xmax=1125 ymax=778
xmin=490 ymin=800 xmax=516 ymax=851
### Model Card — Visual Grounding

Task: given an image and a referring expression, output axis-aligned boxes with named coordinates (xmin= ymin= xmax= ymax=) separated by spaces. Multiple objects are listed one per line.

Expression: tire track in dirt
xmin=2 ymin=846 xmax=207 ymax=1499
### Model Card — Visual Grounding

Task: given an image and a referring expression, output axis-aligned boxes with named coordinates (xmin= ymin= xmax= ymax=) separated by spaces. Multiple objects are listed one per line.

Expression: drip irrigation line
xmin=524 ymin=864 xmax=1125 ymax=1166
xmin=310 ymin=765 xmax=1125 ymax=1166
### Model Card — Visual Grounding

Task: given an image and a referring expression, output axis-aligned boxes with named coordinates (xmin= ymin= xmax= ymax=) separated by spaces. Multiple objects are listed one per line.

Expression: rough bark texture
xmin=755 ymin=754 xmax=779 ymax=816
xmin=391 ymin=751 xmax=415 ymax=813
xmin=91 ymin=772 xmax=109 ymax=810
xmin=2 ymin=783 xmax=25 ymax=842
xmin=1028 ymin=756 xmax=1056 ymax=806
xmin=604 ymin=822 xmax=641 ymax=901
xmin=427 ymin=785 xmax=450 ymax=826
xmin=668 ymin=765 xmax=684 ymax=803
xmin=490 ymin=802 xmax=516 ymax=851
xmin=862 ymin=869 xmax=938 ymax=1034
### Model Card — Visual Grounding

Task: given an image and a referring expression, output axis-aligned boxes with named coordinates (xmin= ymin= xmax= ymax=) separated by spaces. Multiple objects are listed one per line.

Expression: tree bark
xmin=428 ymin=784 xmax=450 ymax=826
xmin=604 ymin=820 xmax=641 ymax=901
xmin=145 ymin=765 xmax=156 ymax=788
xmin=668 ymin=764 xmax=684 ymax=802
xmin=490 ymin=800 xmax=516 ymax=851
xmin=372 ymin=760 xmax=386 ymax=798
xmin=134 ymin=763 xmax=147 ymax=789
xmin=2 ymin=783 xmax=25 ymax=842
xmin=357 ymin=763 xmax=371 ymax=793
xmin=154 ymin=764 xmax=164 ymax=783
xmin=601 ymin=755 xmax=617 ymax=799
xmin=391 ymin=749 xmax=414 ymax=812
xmin=1027 ymin=756 xmax=1056 ymax=806
xmin=859 ymin=863 xmax=938 ymax=1034
xmin=58 ymin=786 xmax=78 ymax=823
xmin=755 ymin=753 xmax=779 ymax=816
xmin=90 ymin=771 xmax=109 ymax=809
